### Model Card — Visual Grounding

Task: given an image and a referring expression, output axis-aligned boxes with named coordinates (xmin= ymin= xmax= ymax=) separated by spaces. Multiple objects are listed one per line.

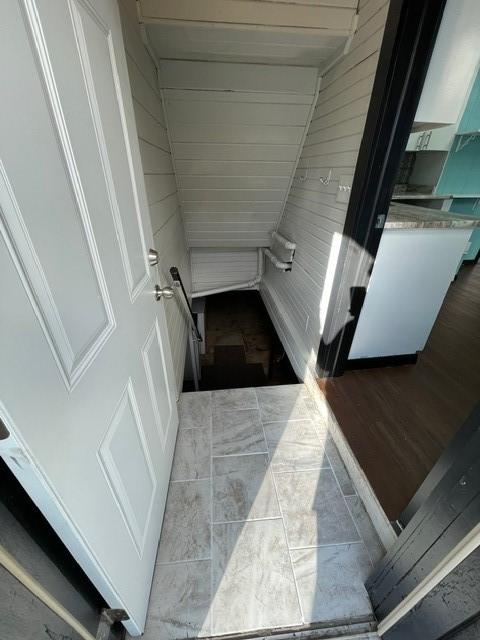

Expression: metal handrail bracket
xmin=169 ymin=266 xmax=203 ymax=342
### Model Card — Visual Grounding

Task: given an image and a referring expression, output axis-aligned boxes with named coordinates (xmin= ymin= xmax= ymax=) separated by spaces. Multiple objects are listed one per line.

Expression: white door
xmin=0 ymin=0 xmax=178 ymax=634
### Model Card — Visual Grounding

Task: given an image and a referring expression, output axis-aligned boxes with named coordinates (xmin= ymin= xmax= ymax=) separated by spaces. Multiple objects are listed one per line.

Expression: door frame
xmin=317 ymin=0 xmax=447 ymax=377
xmin=367 ymin=403 xmax=480 ymax=639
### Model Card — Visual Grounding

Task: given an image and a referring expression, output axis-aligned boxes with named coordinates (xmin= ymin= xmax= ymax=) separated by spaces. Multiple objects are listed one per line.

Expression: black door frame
xmin=367 ymin=403 xmax=480 ymax=639
xmin=317 ymin=0 xmax=447 ymax=377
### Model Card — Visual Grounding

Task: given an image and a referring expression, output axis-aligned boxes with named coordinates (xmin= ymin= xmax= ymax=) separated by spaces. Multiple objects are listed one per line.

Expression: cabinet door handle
xmin=422 ymin=131 xmax=432 ymax=150
xmin=415 ymin=132 xmax=425 ymax=150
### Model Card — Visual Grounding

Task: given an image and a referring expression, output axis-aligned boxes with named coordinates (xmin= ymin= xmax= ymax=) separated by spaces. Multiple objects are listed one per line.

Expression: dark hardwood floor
xmin=319 ymin=262 xmax=480 ymax=521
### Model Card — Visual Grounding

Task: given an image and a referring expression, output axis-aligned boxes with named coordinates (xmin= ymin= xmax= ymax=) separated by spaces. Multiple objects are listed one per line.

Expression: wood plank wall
xmin=262 ymin=0 xmax=390 ymax=377
xmin=119 ymin=0 xmax=191 ymax=395
xmin=139 ymin=0 xmax=357 ymax=34
xmin=159 ymin=60 xmax=319 ymax=248
xmin=191 ymin=248 xmax=259 ymax=292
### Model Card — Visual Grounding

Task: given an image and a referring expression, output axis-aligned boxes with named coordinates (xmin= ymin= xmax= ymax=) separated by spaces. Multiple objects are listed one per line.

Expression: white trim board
xmin=259 ymin=279 xmax=311 ymax=380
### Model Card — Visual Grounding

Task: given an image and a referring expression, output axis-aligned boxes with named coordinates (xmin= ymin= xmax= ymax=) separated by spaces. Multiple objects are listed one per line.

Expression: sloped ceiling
xmin=138 ymin=0 xmax=356 ymax=247
xmin=158 ymin=60 xmax=319 ymax=247
xmin=145 ymin=22 xmax=347 ymax=68
xmin=141 ymin=0 xmax=356 ymax=67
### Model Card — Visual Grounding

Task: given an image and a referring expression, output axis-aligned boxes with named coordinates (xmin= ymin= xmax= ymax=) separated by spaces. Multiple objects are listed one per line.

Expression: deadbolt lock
xmin=148 ymin=248 xmax=159 ymax=266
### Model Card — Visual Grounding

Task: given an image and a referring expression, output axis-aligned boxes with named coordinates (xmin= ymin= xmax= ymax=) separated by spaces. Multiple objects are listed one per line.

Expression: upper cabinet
xmin=458 ymin=68 xmax=480 ymax=134
xmin=406 ymin=125 xmax=456 ymax=152
xmin=413 ymin=0 xmax=480 ymax=130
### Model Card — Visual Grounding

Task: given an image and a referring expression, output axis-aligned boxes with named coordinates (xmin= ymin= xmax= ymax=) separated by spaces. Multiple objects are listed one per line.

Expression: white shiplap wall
xmin=146 ymin=23 xmax=346 ymax=68
xmin=119 ymin=0 xmax=191 ymax=394
xmin=191 ymin=249 xmax=259 ymax=293
xmin=159 ymin=61 xmax=319 ymax=248
xmin=262 ymin=0 xmax=390 ymax=378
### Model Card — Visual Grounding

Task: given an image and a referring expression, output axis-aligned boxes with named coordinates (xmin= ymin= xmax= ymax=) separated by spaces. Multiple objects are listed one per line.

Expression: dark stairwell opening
xmin=183 ymin=290 xmax=298 ymax=392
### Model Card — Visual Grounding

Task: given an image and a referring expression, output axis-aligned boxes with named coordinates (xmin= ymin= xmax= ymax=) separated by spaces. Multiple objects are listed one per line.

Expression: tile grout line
xmin=212 ymin=451 xmax=269 ymax=459
xmin=299 ymin=388 xmax=374 ymax=593
xmin=254 ymin=387 xmax=306 ymax=626
xmin=213 ymin=515 xmax=284 ymax=525
xmin=262 ymin=417 xmax=317 ymax=425
xmin=289 ymin=540 xmax=367 ymax=552
xmin=340 ymin=492 xmax=376 ymax=608
xmin=312 ymin=415 xmax=367 ymax=553
xmin=170 ymin=477 xmax=211 ymax=483
xmin=209 ymin=400 xmax=214 ymax=637
xmin=273 ymin=465 xmax=331 ymax=475
xmin=344 ymin=495 xmax=375 ymax=570
xmin=156 ymin=556 xmax=212 ymax=567
xmin=214 ymin=406 xmax=259 ymax=414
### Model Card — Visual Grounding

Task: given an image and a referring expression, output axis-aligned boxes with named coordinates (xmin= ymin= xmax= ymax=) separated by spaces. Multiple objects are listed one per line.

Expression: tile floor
xmin=143 ymin=384 xmax=385 ymax=640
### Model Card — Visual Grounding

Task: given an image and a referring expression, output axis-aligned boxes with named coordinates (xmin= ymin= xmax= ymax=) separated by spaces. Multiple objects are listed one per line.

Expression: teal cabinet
xmin=435 ymin=68 xmax=480 ymax=263
xmin=436 ymin=137 xmax=480 ymax=194
xmin=458 ymin=68 xmax=480 ymax=133
xmin=450 ymin=199 xmax=480 ymax=261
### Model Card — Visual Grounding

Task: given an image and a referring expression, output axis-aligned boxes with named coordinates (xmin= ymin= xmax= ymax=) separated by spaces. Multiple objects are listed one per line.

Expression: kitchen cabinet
xmin=406 ymin=125 xmax=456 ymax=152
xmin=413 ymin=0 xmax=480 ymax=129
xmin=458 ymin=67 xmax=480 ymax=133
xmin=348 ymin=204 xmax=476 ymax=361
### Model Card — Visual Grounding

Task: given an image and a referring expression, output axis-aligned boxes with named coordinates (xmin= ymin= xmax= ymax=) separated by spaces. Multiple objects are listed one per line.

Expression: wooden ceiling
xmin=139 ymin=0 xmax=357 ymax=34
xmin=134 ymin=0 xmax=359 ymax=248
xmin=139 ymin=0 xmax=357 ymax=66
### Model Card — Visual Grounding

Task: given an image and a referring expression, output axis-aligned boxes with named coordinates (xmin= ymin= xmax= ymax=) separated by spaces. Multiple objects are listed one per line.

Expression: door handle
xmin=155 ymin=285 xmax=174 ymax=301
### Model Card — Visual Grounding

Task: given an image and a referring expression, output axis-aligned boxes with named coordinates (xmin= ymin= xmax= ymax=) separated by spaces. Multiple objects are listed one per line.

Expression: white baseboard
xmin=259 ymin=280 xmax=312 ymax=380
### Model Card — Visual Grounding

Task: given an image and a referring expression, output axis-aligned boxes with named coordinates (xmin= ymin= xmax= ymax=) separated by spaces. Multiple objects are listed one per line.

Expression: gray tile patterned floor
xmin=143 ymin=385 xmax=384 ymax=640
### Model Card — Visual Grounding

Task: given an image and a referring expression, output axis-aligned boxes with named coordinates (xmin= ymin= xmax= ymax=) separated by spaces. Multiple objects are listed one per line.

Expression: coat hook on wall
xmin=296 ymin=168 xmax=332 ymax=185
xmin=318 ymin=168 xmax=332 ymax=185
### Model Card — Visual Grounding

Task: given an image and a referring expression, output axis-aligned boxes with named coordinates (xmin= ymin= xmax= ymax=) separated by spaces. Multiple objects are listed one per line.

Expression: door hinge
xmin=96 ymin=608 xmax=129 ymax=640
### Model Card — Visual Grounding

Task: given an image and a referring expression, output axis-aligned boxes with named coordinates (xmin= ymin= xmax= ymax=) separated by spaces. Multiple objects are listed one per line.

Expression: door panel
xmin=98 ymin=379 xmax=157 ymax=555
xmin=0 ymin=161 xmax=115 ymax=389
xmin=142 ymin=319 xmax=175 ymax=448
xmin=0 ymin=0 xmax=178 ymax=634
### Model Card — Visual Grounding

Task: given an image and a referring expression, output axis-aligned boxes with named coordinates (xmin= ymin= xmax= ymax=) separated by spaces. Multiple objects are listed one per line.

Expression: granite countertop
xmin=392 ymin=193 xmax=480 ymax=200
xmin=385 ymin=202 xmax=480 ymax=229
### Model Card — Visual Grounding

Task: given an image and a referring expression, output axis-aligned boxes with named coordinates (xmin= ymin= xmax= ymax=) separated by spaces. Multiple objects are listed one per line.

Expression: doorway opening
xmin=320 ymin=260 xmax=480 ymax=521
xmin=183 ymin=290 xmax=298 ymax=392
xmin=315 ymin=0 xmax=480 ymax=525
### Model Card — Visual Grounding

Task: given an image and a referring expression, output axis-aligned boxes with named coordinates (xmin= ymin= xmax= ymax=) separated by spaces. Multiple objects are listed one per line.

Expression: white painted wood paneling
xmin=146 ymin=24 xmax=345 ymax=67
xmin=263 ymin=0 xmax=390 ymax=378
xmin=140 ymin=0 xmax=356 ymax=34
xmin=191 ymin=249 xmax=259 ymax=292
xmin=120 ymin=0 xmax=190 ymax=394
xmin=160 ymin=60 xmax=319 ymax=248
xmin=160 ymin=60 xmax=318 ymax=93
